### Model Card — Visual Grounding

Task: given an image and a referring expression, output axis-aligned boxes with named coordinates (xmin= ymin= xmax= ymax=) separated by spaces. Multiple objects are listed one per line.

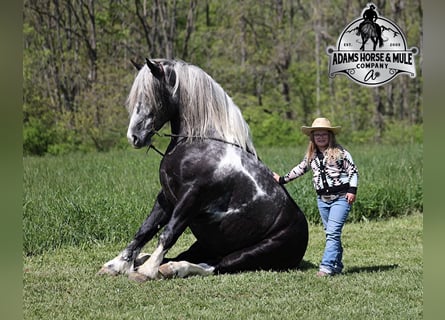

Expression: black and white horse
xmin=98 ymin=59 xmax=308 ymax=281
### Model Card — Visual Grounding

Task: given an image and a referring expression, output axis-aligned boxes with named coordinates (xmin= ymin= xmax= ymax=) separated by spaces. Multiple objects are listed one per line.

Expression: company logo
xmin=327 ymin=3 xmax=418 ymax=87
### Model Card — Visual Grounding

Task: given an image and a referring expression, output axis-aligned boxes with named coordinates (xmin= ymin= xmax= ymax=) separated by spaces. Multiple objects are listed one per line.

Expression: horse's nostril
xmin=132 ymin=135 xmax=139 ymax=145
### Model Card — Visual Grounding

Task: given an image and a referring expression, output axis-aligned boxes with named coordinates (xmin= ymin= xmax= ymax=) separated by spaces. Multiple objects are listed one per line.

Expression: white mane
xmin=127 ymin=60 xmax=256 ymax=156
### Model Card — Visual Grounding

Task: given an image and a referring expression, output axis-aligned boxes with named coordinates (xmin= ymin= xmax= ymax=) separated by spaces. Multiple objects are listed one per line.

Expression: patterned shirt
xmin=282 ymin=147 xmax=359 ymax=195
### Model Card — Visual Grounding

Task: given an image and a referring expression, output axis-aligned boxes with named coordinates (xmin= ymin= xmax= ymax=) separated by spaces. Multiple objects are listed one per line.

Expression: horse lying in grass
xmin=98 ymin=59 xmax=308 ymax=281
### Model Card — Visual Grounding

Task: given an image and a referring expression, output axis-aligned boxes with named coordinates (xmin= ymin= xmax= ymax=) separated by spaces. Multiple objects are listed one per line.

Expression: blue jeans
xmin=317 ymin=196 xmax=351 ymax=274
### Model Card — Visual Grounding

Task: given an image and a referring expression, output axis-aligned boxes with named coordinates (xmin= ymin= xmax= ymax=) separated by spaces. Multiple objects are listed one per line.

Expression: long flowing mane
xmin=127 ymin=59 xmax=256 ymax=156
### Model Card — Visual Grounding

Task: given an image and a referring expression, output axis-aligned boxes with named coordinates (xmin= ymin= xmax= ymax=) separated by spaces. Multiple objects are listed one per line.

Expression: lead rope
xmin=145 ymin=131 xmax=257 ymax=158
xmin=146 ymin=131 xmax=165 ymax=157
xmin=146 ymin=144 xmax=165 ymax=157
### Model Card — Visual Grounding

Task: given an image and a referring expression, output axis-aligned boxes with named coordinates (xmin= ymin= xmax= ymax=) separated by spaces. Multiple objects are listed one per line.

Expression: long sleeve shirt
xmin=281 ymin=148 xmax=359 ymax=196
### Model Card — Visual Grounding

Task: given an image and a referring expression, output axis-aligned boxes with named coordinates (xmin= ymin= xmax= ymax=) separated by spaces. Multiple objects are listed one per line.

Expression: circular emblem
xmin=327 ymin=4 xmax=418 ymax=87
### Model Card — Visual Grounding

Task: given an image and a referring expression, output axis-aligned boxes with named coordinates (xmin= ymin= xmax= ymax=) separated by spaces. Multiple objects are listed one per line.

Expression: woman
xmin=273 ymin=117 xmax=359 ymax=277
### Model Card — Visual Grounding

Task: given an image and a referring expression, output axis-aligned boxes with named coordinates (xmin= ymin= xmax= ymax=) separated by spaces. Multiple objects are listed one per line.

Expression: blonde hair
xmin=304 ymin=131 xmax=343 ymax=163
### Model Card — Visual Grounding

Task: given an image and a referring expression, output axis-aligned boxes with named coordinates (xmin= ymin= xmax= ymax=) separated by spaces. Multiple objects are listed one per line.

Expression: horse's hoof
xmin=128 ymin=271 xmax=149 ymax=283
xmin=159 ymin=263 xmax=177 ymax=279
xmin=97 ymin=266 xmax=119 ymax=276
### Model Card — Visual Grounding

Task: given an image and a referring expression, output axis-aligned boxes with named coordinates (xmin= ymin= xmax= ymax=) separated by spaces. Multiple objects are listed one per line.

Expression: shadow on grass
xmin=344 ymin=264 xmax=399 ymax=274
xmin=296 ymin=261 xmax=399 ymax=274
xmin=298 ymin=260 xmax=318 ymax=271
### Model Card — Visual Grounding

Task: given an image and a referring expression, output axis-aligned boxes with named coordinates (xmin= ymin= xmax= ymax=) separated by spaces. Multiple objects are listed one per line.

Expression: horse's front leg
xmin=129 ymin=186 xmax=200 ymax=282
xmin=97 ymin=192 xmax=172 ymax=276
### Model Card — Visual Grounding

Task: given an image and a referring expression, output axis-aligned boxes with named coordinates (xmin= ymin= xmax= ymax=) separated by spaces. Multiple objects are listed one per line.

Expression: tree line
xmin=23 ymin=0 xmax=423 ymax=155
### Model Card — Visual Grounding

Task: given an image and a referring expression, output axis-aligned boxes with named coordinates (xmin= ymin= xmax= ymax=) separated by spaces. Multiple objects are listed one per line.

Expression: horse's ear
xmin=130 ymin=59 xmax=143 ymax=71
xmin=146 ymin=58 xmax=164 ymax=79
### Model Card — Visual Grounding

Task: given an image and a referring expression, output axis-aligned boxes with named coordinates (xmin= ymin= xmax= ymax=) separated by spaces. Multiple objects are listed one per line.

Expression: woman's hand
xmin=272 ymin=172 xmax=281 ymax=183
xmin=345 ymin=193 xmax=356 ymax=204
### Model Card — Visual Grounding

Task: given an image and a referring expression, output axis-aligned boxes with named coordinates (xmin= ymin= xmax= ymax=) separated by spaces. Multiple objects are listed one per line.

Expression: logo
xmin=327 ymin=3 xmax=418 ymax=87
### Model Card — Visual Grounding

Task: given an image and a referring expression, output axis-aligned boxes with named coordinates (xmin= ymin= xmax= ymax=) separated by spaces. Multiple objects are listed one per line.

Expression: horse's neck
xmin=170 ymin=116 xmax=182 ymax=136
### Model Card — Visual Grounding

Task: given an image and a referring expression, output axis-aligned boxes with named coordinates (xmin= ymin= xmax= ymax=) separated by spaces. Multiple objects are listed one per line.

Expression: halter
xmin=146 ymin=132 xmax=256 ymax=158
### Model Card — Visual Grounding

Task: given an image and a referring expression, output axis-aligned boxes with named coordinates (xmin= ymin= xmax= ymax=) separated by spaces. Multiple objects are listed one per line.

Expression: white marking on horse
xmin=136 ymin=243 xmax=165 ymax=280
xmin=207 ymin=207 xmax=242 ymax=222
xmin=159 ymin=261 xmax=215 ymax=278
xmin=98 ymin=252 xmax=134 ymax=276
xmin=216 ymin=146 xmax=266 ymax=200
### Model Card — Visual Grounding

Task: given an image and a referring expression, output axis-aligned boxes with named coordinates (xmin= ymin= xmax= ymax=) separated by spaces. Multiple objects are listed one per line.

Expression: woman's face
xmin=313 ymin=130 xmax=330 ymax=149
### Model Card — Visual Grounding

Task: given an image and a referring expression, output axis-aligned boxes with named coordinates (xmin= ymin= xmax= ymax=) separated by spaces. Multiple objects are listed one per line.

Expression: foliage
xmin=243 ymin=106 xmax=304 ymax=147
xmin=381 ymin=121 xmax=423 ymax=144
xmin=23 ymin=116 xmax=56 ymax=156
xmin=22 ymin=0 xmax=423 ymax=155
xmin=23 ymin=214 xmax=422 ymax=319
xmin=23 ymin=144 xmax=422 ymax=255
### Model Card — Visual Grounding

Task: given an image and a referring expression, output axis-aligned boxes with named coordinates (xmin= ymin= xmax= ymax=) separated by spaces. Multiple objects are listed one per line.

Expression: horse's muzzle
xmin=129 ymin=131 xmax=154 ymax=148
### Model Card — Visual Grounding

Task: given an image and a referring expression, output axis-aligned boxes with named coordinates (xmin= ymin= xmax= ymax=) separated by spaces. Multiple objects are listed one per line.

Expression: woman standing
xmin=273 ymin=118 xmax=359 ymax=277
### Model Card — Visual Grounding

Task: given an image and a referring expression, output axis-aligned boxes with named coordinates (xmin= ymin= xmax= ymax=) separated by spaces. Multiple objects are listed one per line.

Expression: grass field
xmin=23 ymin=144 xmax=422 ymax=255
xmin=23 ymin=144 xmax=423 ymax=319
xmin=23 ymin=214 xmax=422 ymax=319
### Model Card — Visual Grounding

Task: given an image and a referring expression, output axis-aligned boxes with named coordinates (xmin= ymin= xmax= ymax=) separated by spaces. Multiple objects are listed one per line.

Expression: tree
xmin=23 ymin=0 xmax=423 ymax=155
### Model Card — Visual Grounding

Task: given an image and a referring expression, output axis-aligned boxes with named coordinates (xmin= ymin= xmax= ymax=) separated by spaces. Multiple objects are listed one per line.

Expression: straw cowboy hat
xmin=301 ymin=117 xmax=341 ymax=136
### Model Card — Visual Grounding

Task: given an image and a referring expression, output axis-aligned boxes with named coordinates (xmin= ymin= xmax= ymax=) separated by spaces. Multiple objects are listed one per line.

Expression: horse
xmin=358 ymin=20 xmax=383 ymax=51
xmin=98 ymin=58 xmax=309 ymax=281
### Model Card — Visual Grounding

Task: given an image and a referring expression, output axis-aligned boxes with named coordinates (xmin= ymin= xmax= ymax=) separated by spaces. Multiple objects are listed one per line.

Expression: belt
xmin=316 ymin=183 xmax=350 ymax=196
xmin=319 ymin=192 xmax=346 ymax=203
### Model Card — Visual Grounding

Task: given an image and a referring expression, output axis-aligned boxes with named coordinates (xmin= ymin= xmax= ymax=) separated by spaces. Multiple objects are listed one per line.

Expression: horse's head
xmin=126 ymin=59 xmax=178 ymax=148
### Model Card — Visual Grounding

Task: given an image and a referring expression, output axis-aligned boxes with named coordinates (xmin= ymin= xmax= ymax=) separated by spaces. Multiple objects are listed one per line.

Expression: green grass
xmin=23 ymin=150 xmax=162 ymax=255
xmin=23 ymin=144 xmax=423 ymax=255
xmin=23 ymin=213 xmax=422 ymax=319
xmin=23 ymin=144 xmax=423 ymax=319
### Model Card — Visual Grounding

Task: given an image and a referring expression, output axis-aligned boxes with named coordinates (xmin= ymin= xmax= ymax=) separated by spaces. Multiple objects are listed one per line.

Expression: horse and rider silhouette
xmin=357 ymin=5 xmax=384 ymax=51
